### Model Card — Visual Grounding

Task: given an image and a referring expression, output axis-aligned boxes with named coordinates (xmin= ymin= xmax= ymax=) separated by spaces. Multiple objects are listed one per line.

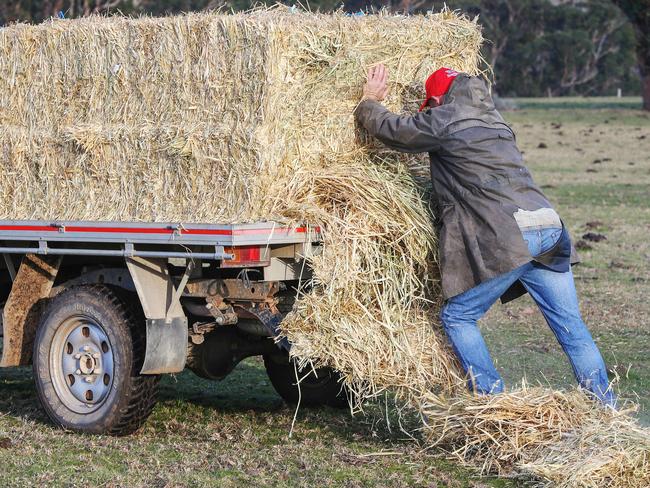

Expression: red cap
xmin=419 ymin=67 xmax=459 ymax=111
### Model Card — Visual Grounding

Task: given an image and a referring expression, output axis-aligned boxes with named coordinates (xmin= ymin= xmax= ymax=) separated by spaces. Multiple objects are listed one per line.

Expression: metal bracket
xmin=3 ymin=254 xmax=15 ymax=282
xmin=168 ymin=259 xmax=194 ymax=321
xmin=216 ymin=245 xmax=232 ymax=260
xmin=125 ymin=256 xmax=188 ymax=374
xmin=125 ymin=242 xmax=135 ymax=257
xmin=241 ymin=302 xmax=290 ymax=351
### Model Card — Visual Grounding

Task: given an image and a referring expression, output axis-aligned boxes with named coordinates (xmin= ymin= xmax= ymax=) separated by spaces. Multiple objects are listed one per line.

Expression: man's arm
xmin=355 ymin=100 xmax=441 ymax=154
xmin=355 ymin=64 xmax=441 ymax=154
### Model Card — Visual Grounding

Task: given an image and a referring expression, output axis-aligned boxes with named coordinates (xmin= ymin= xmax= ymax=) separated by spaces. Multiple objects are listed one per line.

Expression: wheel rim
xmin=49 ymin=314 xmax=115 ymax=414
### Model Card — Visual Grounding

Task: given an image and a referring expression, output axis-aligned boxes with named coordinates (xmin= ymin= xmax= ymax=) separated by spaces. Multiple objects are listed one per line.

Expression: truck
xmin=0 ymin=219 xmax=347 ymax=435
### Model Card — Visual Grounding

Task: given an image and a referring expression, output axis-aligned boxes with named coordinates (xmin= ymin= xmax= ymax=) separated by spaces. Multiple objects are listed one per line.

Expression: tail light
xmin=221 ymin=245 xmax=270 ymax=268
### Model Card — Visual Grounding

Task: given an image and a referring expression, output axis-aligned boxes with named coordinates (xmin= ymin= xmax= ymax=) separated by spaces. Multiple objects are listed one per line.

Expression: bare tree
xmin=559 ymin=15 xmax=626 ymax=92
xmin=428 ymin=0 xmax=545 ymax=91
xmin=475 ymin=0 xmax=530 ymax=77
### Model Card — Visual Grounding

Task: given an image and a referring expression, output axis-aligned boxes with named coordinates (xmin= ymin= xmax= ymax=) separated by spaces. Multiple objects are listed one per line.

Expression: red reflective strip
xmin=183 ymin=227 xmax=311 ymax=236
xmin=0 ymin=224 xmax=178 ymax=234
xmin=231 ymin=226 xmax=307 ymax=235
xmin=180 ymin=228 xmax=233 ymax=236
xmin=66 ymin=226 xmax=175 ymax=234
xmin=68 ymin=227 xmax=234 ymax=235
xmin=0 ymin=224 xmax=319 ymax=236
xmin=0 ymin=225 xmax=58 ymax=232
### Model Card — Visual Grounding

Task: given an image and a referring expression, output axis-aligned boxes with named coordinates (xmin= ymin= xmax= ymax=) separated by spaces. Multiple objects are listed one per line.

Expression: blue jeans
xmin=440 ymin=226 xmax=615 ymax=406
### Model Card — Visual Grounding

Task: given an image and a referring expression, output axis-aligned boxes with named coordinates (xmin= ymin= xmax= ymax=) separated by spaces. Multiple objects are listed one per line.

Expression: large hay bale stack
xmin=0 ymin=8 xmax=481 ymax=222
xmin=0 ymin=6 xmax=480 ymax=406
xmin=0 ymin=7 xmax=481 ymax=412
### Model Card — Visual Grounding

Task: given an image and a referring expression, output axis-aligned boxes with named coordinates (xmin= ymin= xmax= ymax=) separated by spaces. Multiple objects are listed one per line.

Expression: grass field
xmin=0 ymin=97 xmax=648 ymax=487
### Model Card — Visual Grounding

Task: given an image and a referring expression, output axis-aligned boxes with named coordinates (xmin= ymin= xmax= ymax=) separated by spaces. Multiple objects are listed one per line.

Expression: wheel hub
xmin=49 ymin=315 xmax=115 ymax=414
xmin=78 ymin=351 xmax=98 ymax=375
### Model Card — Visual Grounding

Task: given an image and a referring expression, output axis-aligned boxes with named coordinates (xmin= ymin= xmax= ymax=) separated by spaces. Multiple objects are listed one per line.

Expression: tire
xmin=33 ymin=285 xmax=159 ymax=435
xmin=263 ymin=352 xmax=349 ymax=408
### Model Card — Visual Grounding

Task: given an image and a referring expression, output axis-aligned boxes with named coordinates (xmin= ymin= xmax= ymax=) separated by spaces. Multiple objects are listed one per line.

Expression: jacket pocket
xmin=438 ymin=205 xmax=464 ymax=257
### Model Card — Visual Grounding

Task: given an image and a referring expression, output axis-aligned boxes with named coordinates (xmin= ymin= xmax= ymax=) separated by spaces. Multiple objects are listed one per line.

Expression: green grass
xmin=1 ymin=96 xmax=649 ymax=486
xmin=0 ymin=358 xmax=512 ymax=487
xmin=511 ymin=96 xmax=644 ymax=111
xmin=545 ymin=183 xmax=650 ymax=207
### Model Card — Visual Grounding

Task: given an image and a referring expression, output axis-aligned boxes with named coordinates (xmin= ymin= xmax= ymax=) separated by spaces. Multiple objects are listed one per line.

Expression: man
xmin=354 ymin=64 xmax=615 ymax=406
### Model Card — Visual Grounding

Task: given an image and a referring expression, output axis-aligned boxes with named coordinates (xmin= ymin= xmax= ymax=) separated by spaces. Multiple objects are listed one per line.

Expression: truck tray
xmin=0 ymin=220 xmax=321 ymax=261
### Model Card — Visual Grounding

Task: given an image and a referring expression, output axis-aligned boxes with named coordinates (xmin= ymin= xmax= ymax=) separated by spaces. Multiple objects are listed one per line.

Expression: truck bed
xmin=0 ymin=220 xmax=321 ymax=261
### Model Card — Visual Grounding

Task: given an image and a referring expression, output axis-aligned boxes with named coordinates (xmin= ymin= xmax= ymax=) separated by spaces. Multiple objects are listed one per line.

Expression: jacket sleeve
xmin=354 ymin=99 xmax=442 ymax=153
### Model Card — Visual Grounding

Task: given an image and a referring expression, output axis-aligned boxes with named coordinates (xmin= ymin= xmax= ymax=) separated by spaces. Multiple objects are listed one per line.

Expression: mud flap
xmin=141 ymin=317 xmax=188 ymax=375
xmin=125 ymin=256 xmax=188 ymax=374
xmin=1 ymin=254 xmax=61 ymax=367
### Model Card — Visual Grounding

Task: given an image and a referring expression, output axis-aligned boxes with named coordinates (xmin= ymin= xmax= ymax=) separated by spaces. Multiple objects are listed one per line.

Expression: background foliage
xmin=0 ymin=0 xmax=644 ymax=98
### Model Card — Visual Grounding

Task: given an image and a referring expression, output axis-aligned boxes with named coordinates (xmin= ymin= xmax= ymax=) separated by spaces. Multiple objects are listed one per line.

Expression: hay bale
xmin=0 ymin=8 xmax=482 ymax=222
xmin=279 ymin=153 xmax=463 ymax=403
xmin=421 ymin=386 xmax=650 ymax=487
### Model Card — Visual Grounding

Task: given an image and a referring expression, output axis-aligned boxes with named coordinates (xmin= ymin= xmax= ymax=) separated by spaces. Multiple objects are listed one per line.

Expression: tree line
xmin=1 ymin=0 xmax=648 ymax=108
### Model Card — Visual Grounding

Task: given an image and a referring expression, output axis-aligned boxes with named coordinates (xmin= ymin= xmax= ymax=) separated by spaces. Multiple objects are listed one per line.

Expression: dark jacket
xmin=354 ymin=74 xmax=578 ymax=301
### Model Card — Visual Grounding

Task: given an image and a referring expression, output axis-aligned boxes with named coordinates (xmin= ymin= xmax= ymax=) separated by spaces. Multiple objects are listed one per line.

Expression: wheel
xmin=33 ymin=285 xmax=159 ymax=435
xmin=263 ymin=352 xmax=349 ymax=408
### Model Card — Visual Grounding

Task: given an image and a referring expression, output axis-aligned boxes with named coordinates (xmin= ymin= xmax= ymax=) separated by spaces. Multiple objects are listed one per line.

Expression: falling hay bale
xmin=278 ymin=153 xmax=463 ymax=403
xmin=421 ymin=386 xmax=650 ymax=487
xmin=0 ymin=7 xmax=647 ymax=487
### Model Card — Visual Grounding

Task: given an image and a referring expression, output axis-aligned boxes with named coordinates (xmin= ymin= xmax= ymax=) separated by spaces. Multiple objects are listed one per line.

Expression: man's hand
xmin=362 ymin=64 xmax=389 ymax=102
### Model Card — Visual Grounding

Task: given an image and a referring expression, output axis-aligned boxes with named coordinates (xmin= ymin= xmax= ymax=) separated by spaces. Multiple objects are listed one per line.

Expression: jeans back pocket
xmin=539 ymin=227 xmax=563 ymax=255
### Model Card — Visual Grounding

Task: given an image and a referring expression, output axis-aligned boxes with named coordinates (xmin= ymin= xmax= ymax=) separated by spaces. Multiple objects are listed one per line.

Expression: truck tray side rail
xmin=0 ymin=220 xmax=321 ymax=260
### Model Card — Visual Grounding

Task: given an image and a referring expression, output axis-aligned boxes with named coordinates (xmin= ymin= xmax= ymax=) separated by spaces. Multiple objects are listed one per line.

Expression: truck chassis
xmin=0 ymin=220 xmax=347 ymax=435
